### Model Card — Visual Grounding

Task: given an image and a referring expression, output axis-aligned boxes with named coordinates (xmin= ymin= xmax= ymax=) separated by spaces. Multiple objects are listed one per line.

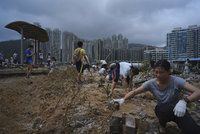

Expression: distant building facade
xmin=1 ymin=23 xmax=149 ymax=64
xmin=62 ymin=32 xmax=78 ymax=63
xmin=40 ymin=29 xmax=146 ymax=63
xmin=41 ymin=28 xmax=61 ymax=63
xmin=144 ymin=48 xmax=168 ymax=62
xmin=52 ymin=29 xmax=61 ymax=62
xmin=167 ymin=25 xmax=200 ymax=61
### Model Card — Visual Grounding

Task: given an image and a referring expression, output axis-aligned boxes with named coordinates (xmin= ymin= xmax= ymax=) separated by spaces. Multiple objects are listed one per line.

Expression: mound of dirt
xmin=0 ymin=67 xmax=199 ymax=134
xmin=0 ymin=67 xmax=114 ymax=134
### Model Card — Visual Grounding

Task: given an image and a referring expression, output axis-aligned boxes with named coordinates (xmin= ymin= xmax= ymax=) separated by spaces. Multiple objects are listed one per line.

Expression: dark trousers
xmin=75 ymin=60 xmax=84 ymax=73
xmin=113 ymin=63 xmax=120 ymax=82
xmin=155 ymin=102 xmax=200 ymax=134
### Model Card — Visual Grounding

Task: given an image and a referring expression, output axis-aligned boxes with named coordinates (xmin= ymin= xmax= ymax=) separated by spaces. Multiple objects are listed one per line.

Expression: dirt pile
xmin=0 ymin=67 xmax=113 ymax=134
xmin=0 ymin=67 xmax=200 ymax=134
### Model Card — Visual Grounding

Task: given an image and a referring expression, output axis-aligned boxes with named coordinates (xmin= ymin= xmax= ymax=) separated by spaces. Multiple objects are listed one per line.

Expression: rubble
xmin=0 ymin=66 xmax=199 ymax=134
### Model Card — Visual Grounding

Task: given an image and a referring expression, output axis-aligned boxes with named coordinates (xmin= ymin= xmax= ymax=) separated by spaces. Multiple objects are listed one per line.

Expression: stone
xmin=122 ymin=114 xmax=136 ymax=134
xmin=110 ymin=116 xmax=123 ymax=134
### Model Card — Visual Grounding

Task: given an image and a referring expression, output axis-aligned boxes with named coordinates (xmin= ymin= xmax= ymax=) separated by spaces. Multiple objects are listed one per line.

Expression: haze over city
xmin=0 ymin=0 xmax=200 ymax=46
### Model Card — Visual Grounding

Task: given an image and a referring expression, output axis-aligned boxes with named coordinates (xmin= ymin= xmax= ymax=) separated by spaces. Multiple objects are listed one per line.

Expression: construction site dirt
xmin=0 ymin=66 xmax=200 ymax=134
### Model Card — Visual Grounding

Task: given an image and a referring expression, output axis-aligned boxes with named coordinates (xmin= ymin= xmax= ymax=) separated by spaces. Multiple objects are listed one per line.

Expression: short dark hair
xmin=131 ymin=66 xmax=139 ymax=75
xmin=77 ymin=41 xmax=83 ymax=47
xmin=154 ymin=59 xmax=170 ymax=71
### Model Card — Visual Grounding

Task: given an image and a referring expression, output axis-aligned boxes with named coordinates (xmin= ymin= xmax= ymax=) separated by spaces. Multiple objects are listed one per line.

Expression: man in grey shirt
xmin=113 ymin=59 xmax=200 ymax=134
xmin=143 ymin=76 xmax=185 ymax=105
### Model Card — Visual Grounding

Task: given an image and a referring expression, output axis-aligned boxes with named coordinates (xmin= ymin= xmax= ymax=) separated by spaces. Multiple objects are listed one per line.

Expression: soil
xmin=0 ymin=66 xmax=199 ymax=134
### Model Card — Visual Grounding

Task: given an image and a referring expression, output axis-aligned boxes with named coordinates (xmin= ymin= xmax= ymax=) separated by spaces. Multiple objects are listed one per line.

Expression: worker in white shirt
xmin=109 ymin=61 xmax=139 ymax=96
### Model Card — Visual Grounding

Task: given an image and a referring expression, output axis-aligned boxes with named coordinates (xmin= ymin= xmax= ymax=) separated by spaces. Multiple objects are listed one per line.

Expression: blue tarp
xmin=189 ymin=58 xmax=200 ymax=61
xmin=173 ymin=58 xmax=200 ymax=62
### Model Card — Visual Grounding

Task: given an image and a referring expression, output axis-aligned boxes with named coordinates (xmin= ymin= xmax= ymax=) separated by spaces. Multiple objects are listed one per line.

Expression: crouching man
xmin=113 ymin=59 xmax=200 ymax=134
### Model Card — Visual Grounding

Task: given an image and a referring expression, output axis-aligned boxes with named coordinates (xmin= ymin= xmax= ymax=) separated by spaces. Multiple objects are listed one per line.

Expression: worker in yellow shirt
xmin=72 ymin=41 xmax=90 ymax=83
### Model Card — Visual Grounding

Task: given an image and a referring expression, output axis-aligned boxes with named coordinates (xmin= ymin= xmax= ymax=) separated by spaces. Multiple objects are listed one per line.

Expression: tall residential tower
xmin=167 ymin=25 xmax=200 ymax=60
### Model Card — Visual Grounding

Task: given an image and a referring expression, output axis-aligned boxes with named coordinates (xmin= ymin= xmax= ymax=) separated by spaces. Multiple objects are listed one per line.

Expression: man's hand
xmin=173 ymin=100 xmax=187 ymax=117
xmin=113 ymin=98 xmax=125 ymax=105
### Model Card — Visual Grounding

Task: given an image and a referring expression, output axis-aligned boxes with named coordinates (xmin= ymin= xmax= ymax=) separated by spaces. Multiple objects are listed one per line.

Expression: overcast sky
xmin=0 ymin=0 xmax=200 ymax=46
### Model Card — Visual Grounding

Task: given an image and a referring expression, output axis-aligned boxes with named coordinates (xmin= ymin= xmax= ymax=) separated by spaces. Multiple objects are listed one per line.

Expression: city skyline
xmin=0 ymin=0 xmax=200 ymax=46
xmin=1 ymin=24 xmax=200 ymax=64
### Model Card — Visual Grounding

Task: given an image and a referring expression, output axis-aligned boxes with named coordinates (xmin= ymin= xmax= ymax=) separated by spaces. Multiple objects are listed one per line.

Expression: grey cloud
xmin=106 ymin=0 xmax=190 ymax=17
xmin=0 ymin=0 xmax=200 ymax=46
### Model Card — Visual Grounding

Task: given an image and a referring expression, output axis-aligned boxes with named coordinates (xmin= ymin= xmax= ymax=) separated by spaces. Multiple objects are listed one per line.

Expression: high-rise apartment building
xmin=42 ymin=31 xmax=131 ymax=63
xmin=83 ymin=40 xmax=94 ymax=62
xmin=102 ymin=38 xmax=112 ymax=49
xmin=41 ymin=28 xmax=52 ymax=61
xmin=62 ymin=31 xmax=78 ymax=63
xmin=167 ymin=25 xmax=200 ymax=60
xmin=41 ymin=28 xmax=61 ymax=62
xmin=52 ymin=29 xmax=61 ymax=62
xmin=110 ymin=34 xmax=128 ymax=49
xmin=144 ymin=48 xmax=168 ymax=62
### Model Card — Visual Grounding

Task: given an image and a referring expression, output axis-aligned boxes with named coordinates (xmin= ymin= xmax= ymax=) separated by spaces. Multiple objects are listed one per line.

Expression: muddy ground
xmin=0 ymin=66 xmax=200 ymax=134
